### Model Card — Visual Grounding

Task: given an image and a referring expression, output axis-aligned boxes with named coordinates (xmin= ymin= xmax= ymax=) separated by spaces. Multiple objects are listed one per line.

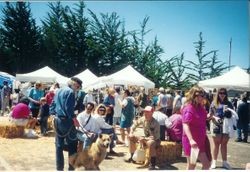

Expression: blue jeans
xmin=101 ymin=128 xmax=118 ymax=150
xmin=55 ymin=117 xmax=77 ymax=171
xmin=237 ymin=121 xmax=249 ymax=140
xmin=40 ymin=116 xmax=48 ymax=134
xmin=76 ymin=131 xmax=98 ymax=150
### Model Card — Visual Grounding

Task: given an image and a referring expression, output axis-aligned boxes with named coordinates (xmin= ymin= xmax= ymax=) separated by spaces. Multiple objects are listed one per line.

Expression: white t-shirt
xmin=114 ymin=93 xmax=122 ymax=117
xmin=153 ymin=111 xmax=168 ymax=126
xmin=77 ymin=111 xmax=100 ymax=134
xmin=92 ymin=114 xmax=112 ymax=129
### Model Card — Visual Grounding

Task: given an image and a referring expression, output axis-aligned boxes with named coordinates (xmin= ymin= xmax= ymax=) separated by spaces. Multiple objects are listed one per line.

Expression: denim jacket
xmin=50 ymin=87 xmax=75 ymax=119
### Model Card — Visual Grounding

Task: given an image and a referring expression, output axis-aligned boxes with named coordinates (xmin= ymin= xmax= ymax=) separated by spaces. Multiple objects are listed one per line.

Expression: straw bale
xmin=0 ymin=124 xmax=25 ymax=138
xmin=144 ymin=141 xmax=182 ymax=166
xmin=47 ymin=116 xmax=54 ymax=130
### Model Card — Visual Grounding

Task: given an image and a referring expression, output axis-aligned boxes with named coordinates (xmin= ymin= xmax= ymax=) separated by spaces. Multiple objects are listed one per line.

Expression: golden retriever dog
xmin=69 ymin=134 xmax=112 ymax=170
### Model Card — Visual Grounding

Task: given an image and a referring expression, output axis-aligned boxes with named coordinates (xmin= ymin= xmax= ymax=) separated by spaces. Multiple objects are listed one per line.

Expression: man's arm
xmin=130 ymin=117 xmax=144 ymax=134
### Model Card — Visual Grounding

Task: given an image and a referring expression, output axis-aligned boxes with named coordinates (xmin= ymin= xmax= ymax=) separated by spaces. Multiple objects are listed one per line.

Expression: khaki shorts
xmin=10 ymin=118 xmax=29 ymax=126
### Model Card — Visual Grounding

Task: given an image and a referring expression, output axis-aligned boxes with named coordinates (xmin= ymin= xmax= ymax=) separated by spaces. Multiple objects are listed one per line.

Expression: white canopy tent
xmin=198 ymin=66 xmax=250 ymax=91
xmin=16 ymin=66 xmax=69 ymax=85
xmin=73 ymin=69 xmax=98 ymax=89
xmin=88 ymin=65 xmax=155 ymax=89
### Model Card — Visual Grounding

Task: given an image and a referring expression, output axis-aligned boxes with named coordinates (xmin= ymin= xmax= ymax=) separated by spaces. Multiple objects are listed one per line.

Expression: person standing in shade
xmin=1 ymin=80 xmax=11 ymax=116
xmin=50 ymin=77 xmax=81 ymax=171
xmin=28 ymin=81 xmax=44 ymax=118
xmin=236 ymin=93 xmax=249 ymax=143
xmin=104 ymin=87 xmax=115 ymax=125
xmin=83 ymin=90 xmax=94 ymax=108
xmin=137 ymin=87 xmax=148 ymax=112
xmin=39 ymin=97 xmax=50 ymax=136
xmin=113 ymin=87 xmax=122 ymax=126
xmin=118 ymin=89 xmax=135 ymax=144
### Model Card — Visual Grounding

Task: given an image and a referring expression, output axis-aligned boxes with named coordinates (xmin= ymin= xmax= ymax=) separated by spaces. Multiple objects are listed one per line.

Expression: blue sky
xmin=1 ymin=1 xmax=249 ymax=70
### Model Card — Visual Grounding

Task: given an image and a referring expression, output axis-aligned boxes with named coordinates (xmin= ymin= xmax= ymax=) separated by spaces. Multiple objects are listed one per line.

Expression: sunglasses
xmin=219 ymin=92 xmax=226 ymax=95
xmin=195 ymin=92 xmax=204 ymax=97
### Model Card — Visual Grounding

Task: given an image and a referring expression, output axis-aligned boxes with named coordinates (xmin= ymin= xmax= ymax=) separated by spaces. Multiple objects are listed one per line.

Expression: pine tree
xmin=0 ymin=2 xmax=42 ymax=74
xmin=186 ymin=32 xmax=213 ymax=81
xmin=41 ymin=2 xmax=66 ymax=75
xmin=88 ymin=10 xmax=129 ymax=75
xmin=206 ymin=50 xmax=228 ymax=78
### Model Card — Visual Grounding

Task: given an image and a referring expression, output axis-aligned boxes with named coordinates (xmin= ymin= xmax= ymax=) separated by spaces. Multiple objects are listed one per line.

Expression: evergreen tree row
xmin=0 ymin=1 xmax=228 ymax=90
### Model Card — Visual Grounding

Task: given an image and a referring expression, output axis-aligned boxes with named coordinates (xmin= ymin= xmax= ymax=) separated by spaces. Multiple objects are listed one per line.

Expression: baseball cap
xmin=143 ymin=106 xmax=154 ymax=112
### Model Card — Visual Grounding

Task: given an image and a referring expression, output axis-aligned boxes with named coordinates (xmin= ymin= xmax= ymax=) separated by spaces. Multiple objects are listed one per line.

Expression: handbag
xmin=132 ymin=143 xmax=146 ymax=162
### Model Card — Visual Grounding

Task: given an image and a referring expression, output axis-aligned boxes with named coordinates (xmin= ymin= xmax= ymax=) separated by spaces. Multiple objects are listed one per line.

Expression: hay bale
xmin=144 ymin=141 xmax=182 ymax=166
xmin=0 ymin=124 xmax=25 ymax=138
xmin=47 ymin=116 xmax=54 ymax=131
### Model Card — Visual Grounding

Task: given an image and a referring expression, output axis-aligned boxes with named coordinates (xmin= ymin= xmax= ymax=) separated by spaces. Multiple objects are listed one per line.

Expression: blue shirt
xmin=28 ymin=88 xmax=44 ymax=109
xmin=103 ymin=95 xmax=115 ymax=107
xmin=50 ymin=86 xmax=75 ymax=119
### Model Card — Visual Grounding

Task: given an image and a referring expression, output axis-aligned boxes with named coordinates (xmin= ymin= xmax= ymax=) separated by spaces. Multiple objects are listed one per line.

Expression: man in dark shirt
xmin=236 ymin=94 xmax=249 ymax=143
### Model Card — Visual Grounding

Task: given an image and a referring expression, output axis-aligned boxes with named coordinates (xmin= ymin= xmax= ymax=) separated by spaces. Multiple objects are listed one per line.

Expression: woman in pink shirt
xmin=182 ymin=86 xmax=211 ymax=170
xmin=10 ymin=97 xmax=37 ymax=129
xmin=166 ymin=106 xmax=183 ymax=142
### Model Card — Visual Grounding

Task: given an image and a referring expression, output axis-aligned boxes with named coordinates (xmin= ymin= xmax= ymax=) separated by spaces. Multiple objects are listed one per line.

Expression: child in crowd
xmin=38 ymin=97 xmax=50 ymax=136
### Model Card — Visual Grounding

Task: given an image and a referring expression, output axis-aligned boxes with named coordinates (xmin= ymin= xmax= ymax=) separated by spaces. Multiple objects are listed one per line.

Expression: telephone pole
xmin=228 ymin=38 xmax=232 ymax=71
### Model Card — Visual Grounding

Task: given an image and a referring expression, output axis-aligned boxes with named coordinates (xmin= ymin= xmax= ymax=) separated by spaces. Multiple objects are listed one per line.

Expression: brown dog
xmin=69 ymin=134 xmax=112 ymax=170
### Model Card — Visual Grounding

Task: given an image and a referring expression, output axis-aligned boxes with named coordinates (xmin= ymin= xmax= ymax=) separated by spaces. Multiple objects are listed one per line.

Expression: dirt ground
xmin=0 ymin=116 xmax=249 ymax=171
xmin=0 ymin=116 xmax=187 ymax=171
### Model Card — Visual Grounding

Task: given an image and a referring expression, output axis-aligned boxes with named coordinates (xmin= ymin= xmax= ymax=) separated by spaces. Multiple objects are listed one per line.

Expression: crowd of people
xmin=0 ymin=77 xmax=249 ymax=170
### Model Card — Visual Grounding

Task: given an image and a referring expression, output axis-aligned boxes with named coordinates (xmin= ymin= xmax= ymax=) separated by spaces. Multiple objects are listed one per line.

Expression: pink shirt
xmin=45 ymin=91 xmax=55 ymax=105
xmin=182 ymin=104 xmax=207 ymax=156
xmin=12 ymin=103 xmax=30 ymax=119
xmin=167 ymin=113 xmax=183 ymax=142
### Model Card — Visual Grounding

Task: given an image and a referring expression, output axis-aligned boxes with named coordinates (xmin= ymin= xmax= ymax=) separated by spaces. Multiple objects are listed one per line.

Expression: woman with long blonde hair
xmin=209 ymin=88 xmax=234 ymax=169
xmin=182 ymin=86 xmax=211 ymax=170
xmin=92 ymin=104 xmax=118 ymax=155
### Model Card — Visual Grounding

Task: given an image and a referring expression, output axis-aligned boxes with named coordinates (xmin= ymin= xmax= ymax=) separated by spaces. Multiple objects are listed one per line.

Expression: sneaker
xmin=243 ymin=138 xmax=248 ymax=143
xmin=210 ymin=160 xmax=216 ymax=169
xmin=222 ymin=161 xmax=231 ymax=170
